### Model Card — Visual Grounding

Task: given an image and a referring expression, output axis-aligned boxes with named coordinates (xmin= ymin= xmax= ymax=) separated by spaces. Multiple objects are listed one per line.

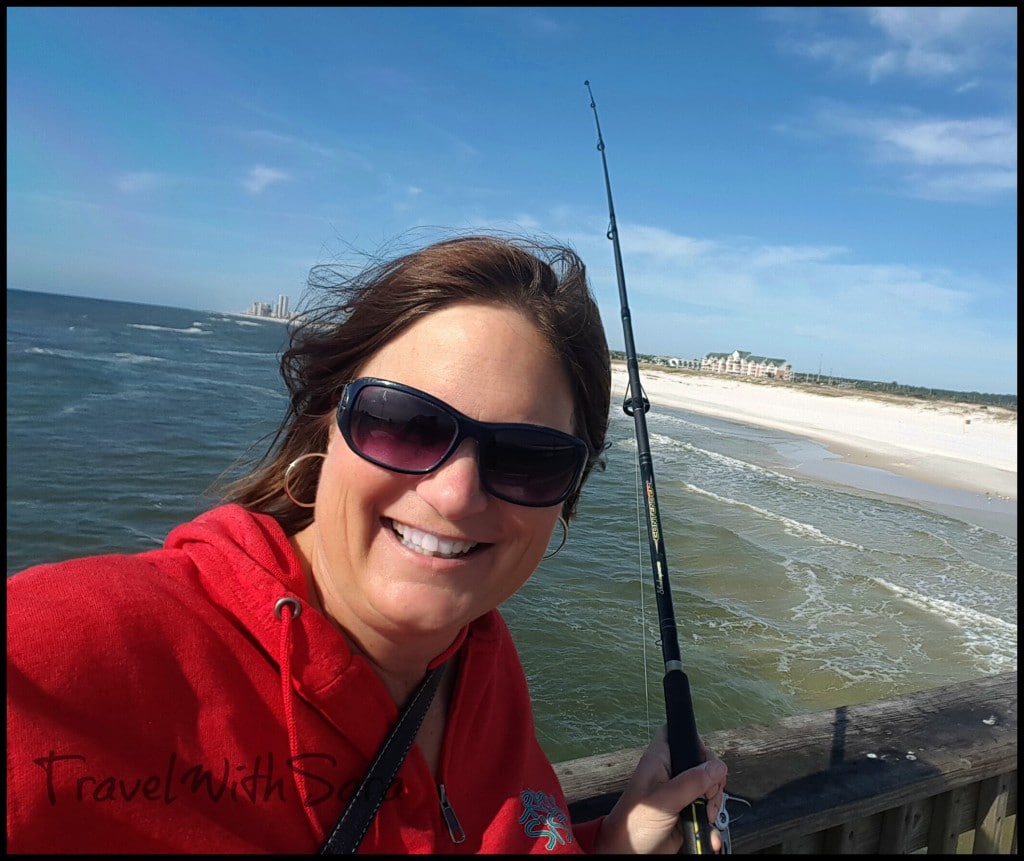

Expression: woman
xmin=7 ymin=234 xmax=727 ymax=853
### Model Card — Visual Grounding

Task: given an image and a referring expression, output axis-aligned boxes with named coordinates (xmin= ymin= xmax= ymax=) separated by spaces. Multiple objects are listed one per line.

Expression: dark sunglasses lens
xmin=349 ymin=386 xmax=456 ymax=471
xmin=482 ymin=430 xmax=583 ymax=505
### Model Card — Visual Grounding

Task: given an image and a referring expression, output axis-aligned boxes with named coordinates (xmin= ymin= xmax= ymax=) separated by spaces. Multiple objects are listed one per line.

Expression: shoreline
xmin=611 ymin=363 xmax=1017 ymax=510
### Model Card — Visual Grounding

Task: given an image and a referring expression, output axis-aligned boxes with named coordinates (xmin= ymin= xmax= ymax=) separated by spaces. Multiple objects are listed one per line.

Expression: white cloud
xmin=113 ymin=171 xmax=168 ymax=193
xmin=774 ymin=7 xmax=1017 ymax=83
xmin=621 ymin=224 xmax=716 ymax=260
xmin=803 ymin=103 xmax=1017 ymax=201
xmin=874 ymin=117 xmax=1016 ymax=168
xmin=242 ymin=165 xmax=290 ymax=194
xmin=240 ymin=129 xmax=336 ymax=159
xmin=903 ymin=167 xmax=1018 ymax=202
xmin=750 ymin=245 xmax=848 ymax=267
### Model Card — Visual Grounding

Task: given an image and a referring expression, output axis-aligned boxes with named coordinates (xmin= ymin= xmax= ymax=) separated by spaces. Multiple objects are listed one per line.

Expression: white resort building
xmin=701 ymin=349 xmax=793 ymax=381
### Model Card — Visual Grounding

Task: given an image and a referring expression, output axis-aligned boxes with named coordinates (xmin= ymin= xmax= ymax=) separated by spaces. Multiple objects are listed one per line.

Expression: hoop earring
xmin=283 ymin=452 xmax=326 ymax=509
xmin=543 ymin=515 xmax=569 ymax=560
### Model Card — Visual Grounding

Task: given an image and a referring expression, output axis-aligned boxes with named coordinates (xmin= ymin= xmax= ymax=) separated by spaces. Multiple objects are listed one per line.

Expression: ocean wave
xmin=683 ymin=483 xmax=865 ymax=549
xmin=22 ymin=346 xmax=167 ymax=364
xmin=127 ymin=323 xmax=210 ymax=335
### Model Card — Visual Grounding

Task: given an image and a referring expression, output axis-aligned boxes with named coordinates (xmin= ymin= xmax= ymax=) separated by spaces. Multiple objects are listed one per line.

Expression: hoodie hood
xmin=166 ymin=504 xmax=469 ymax=695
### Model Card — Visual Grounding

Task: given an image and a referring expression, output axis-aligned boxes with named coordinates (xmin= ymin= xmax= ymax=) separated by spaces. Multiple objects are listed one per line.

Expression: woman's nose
xmin=415 ymin=439 xmax=489 ymax=518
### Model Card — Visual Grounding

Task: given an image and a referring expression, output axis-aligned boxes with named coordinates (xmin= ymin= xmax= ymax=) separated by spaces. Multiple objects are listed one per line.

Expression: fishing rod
xmin=584 ymin=80 xmax=717 ymax=855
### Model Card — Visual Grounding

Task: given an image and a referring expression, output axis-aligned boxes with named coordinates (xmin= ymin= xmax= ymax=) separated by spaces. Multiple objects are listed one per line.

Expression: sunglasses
xmin=336 ymin=377 xmax=588 ymax=507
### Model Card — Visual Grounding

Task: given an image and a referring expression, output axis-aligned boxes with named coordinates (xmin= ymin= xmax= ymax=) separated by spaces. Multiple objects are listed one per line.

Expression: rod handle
xmin=664 ymin=669 xmax=717 ymax=854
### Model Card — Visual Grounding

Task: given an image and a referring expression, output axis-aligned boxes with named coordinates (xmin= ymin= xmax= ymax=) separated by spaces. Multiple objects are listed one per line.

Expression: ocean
xmin=6 ymin=288 xmax=1017 ymax=764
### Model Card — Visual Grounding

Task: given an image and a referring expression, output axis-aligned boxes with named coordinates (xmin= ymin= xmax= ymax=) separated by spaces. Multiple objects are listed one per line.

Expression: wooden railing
xmin=555 ymin=671 xmax=1017 ymax=854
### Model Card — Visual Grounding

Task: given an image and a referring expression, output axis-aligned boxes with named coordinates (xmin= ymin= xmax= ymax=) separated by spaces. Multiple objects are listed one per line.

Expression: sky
xmin=6 ymin=8 xmax=1017 ymax=394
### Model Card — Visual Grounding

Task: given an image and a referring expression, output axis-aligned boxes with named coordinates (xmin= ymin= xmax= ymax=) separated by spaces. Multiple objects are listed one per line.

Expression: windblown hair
xmin=219 ymin=232 xmax=611 ymax=533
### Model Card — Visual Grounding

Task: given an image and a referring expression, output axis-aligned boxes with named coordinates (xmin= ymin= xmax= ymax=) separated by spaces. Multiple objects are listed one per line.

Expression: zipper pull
xmin=438 ymin=783 xmax=466 ymax=844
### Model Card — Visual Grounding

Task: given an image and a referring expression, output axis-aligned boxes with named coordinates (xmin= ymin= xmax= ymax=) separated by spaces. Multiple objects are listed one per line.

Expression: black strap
xmin=318 ymin=662 xmax=446 ymax=854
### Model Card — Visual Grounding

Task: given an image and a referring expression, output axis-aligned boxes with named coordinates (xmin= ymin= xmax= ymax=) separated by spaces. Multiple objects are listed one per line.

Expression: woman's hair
xmin=220 ymin=232 xmax=611 ymax=532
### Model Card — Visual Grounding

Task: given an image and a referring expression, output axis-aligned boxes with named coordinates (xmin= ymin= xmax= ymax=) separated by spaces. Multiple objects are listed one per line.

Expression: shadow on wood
xmin=555 ymin=671 xmax=1017 ymax=854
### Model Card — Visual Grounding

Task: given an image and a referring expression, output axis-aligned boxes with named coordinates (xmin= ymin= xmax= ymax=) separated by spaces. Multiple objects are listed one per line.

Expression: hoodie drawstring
xmin=274 ymin=596 xmax=325 ymax=844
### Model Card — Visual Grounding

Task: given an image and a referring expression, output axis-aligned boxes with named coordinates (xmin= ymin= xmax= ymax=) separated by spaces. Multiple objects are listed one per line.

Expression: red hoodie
xmin=7 ymin=504 xmax=603 ymax=853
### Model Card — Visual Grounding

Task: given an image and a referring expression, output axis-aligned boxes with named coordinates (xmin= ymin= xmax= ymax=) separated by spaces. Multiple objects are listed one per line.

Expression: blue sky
xmin=6 ymin=8 xmax=1017 ymax=394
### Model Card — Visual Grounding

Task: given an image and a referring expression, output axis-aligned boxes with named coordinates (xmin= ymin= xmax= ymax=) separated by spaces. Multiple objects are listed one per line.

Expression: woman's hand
xmin=592 ymin=725 xmax=728 ymax=854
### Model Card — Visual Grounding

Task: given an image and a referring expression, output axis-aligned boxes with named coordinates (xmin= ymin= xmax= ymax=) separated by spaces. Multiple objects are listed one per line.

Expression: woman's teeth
xmin=391 ymin=521 xmax=477 ymax=558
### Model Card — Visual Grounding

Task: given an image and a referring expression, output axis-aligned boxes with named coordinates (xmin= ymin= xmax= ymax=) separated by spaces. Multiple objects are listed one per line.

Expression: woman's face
xmin=304 ymin=301 xmax=576 ymax=649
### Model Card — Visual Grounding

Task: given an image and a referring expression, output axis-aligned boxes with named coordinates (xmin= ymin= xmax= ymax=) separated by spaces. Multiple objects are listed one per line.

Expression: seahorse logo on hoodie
xmin=518 ymin=789 xmax=573 ymax=850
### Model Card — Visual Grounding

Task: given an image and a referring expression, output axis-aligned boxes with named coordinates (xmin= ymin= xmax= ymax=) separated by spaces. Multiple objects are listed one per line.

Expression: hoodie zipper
xmin=438 ymin=783 xmax=466 ymax=844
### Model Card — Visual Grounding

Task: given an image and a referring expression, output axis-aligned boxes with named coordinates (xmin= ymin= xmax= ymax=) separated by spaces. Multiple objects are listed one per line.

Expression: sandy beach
xmin=612 ymin=363 xmax=1017 ymax=504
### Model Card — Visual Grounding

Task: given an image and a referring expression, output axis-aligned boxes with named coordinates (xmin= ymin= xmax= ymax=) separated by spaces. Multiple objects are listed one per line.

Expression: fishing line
xmin=633 ymin=440 xmax=653 ymax=739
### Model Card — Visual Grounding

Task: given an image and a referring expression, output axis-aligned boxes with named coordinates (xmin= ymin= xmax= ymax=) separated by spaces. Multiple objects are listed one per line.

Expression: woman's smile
xmin=388 ymin=518 xmax=480 ymax=559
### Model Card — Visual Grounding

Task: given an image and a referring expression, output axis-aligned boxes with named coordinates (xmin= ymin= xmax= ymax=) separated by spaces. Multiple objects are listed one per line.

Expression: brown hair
xmin=220 ymin=233 xmax=611 ymax=532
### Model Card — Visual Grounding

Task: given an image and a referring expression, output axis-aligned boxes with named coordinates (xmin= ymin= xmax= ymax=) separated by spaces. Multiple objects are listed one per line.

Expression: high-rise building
xmin=275 ymin=294 xmax=289 ymax=319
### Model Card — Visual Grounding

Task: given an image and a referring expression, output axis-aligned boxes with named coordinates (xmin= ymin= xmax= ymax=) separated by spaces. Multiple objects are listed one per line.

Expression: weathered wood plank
xmin=974 ymin=772 xmax=1011 ymax=854
xmin=878 ymin=802 xmax=911 ymax=852
xmin=928 ymin=786 xmax=966 ymax=853
xmin=555 ymin=671 xmax=1017 ymax=854
xmin=776 ymin=830 xmax=823 ymax=853
xmin=823 ymin=820 xmax=858 ymax=853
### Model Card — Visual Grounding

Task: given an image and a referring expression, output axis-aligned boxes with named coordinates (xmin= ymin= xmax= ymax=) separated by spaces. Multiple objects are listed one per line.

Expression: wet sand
xmin=612 ymin=364 xmax=1017 ymax=509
